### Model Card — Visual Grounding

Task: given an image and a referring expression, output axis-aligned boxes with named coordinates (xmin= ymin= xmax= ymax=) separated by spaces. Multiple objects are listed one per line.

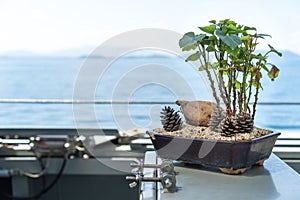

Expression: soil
xmin=155 ymin=123 xmax=272 ymax=141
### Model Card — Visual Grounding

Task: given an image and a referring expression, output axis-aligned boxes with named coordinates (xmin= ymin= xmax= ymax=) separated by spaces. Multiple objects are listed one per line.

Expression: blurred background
xmin=1 ymin=2 xmax=300 ymax=199
xmin=0 ymin=0 xmax=299 ymax=132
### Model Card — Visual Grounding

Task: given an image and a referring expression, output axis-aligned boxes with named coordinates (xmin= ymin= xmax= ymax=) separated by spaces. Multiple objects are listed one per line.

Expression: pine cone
xmin=209 ymin=110 xmax=225 ymax=132
xmin=220 ymin=112 xmax=254 ymax=137
xmin=236 ymin=112 xmax=254 ymax=133
xmin=160 ymin=106 xmax=182 ymax=132
xmin=220 ymin=116 xmax=238 ymax=137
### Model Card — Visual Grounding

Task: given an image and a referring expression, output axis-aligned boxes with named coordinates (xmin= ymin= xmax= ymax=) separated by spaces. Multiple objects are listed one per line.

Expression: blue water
xmin=0 ymin=51 xmax=300 ymax=131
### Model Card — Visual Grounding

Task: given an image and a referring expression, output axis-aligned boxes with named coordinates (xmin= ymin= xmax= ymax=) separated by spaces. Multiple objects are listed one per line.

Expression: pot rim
xmin=147 ymin=129 xmax=281 ymax=144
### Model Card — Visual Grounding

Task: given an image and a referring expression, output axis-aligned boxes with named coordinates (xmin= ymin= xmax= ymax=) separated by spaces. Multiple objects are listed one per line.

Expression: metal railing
xmin=0 ymin=99 xmax=299 ymax=105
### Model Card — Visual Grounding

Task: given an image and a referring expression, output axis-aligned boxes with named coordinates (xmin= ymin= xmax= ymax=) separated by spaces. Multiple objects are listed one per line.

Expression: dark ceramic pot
xmin=147 ymin=131 xmax=280 ymax=174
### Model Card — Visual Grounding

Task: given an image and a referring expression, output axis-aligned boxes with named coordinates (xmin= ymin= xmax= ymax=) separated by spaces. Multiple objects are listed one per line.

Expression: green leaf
xmin=199 ymin=25 xmax=216 ymax=34
xmin=244 ymin=26 xmax=256 ymax=31
xmin=215 ymin=29 xmax=242 ymax=50
xmin=268 ymin=65 xmax=280 ymax=81
xmin=268 ymin=44 xmax=282 ymax=56
xmin=260 ymin=64 xmax=269 ymax=72
xmin=185 ymin=51 xmax=201 ymax=62
xmin=182 ymin=44 xmax=197 ymax=51
xmin=211 ymin=62 xmax=219 ymax=69
xmin=207 ymin=35 xmax=217 ymax=41
xmin=235 ymin=80 xmax=241 ymax=89
xmin=199 ymin=65 xmax=206 ymax=71
xmin=209 ymin=20 xmax=216 ymax=24
xmin=199 ymin=63 xmax=214 ymax=71
xmin=251 ymin=53 xmax=265 ymax=60
xmin=241 ymin=35 xmax=250 ymax=41
xmin=227 ymin=35 xmax=242 ymax=49
xmin=252 ymin=81 xmax=263 ymax=89
xmin=194 ymin=34 xmax=207 ymax=41
xmin=233 ymin=59 xmax=244 ymax=65
xmin=202 ymin=38 xmax=211 ymax=45
xmin=215 ymin=29 xmax=224 ymax=36
xmin=221 ymin=60 xmax=229 ymax=66
xmin=179 ymin=32 xmax=206 ymax=49
xmin=206 ymin=45 xmax=216 ymax=52
xmin=268 ymin=44 xmax=275 ymax=51
xmin=179 ymin=32 xmax=195 ymax=48
xmin=219 ymin=19 xmax=230 ymax=25
xmin=257 ymin=33 xmax=272 ymax=38
xmin=226 ymin=24 xmax=237 ymax=31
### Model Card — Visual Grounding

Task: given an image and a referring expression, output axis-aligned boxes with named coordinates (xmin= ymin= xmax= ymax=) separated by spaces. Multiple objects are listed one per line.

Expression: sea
xmin=0 ymin=50 xmax=300 ymax=133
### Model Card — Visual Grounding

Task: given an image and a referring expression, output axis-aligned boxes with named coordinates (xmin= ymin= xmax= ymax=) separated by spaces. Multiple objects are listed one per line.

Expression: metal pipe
xmin=126 ymin=176 xmax=161 ymax=182
xmin=0 ymin=99 xmax=174 ymax=104
xmin=0 ymin=99 xmax=299 ymax=105
xmin=130 ymin=163 xmax=161 ymax=168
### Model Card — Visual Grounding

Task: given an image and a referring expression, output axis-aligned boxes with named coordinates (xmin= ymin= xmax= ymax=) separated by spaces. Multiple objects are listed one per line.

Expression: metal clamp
xmin=130 ymin=159 xmax=174 ymax=173
xmin=126 ymin=159 xmax=177 ymax=193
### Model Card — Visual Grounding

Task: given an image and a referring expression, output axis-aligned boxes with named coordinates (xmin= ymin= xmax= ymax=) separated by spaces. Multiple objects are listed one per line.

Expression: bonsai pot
xmin=148 ymin=130 xmax=280 ymax=174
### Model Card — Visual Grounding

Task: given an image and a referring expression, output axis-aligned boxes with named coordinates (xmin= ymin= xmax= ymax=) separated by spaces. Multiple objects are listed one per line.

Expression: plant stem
xmin=252 ymin=82 xmax=259 ymax=119
xmin=217 ymin=40 xmax=230 ymax=114
xmin=218 ymin=72 xmax=229 ymax=109
xmin=232 ymin=70 xmax=237 ymax=115
xmin=243 ymin=65 xmax=248 ymax=112
xmin=247 ymin=73 xmax=254 ymax=108
xmin=238 ymin=90 xmax=243 ymax=112
xmin=198 ymin=44 xmax=221 ymax=107
xmin=228 ymin=68 xmax=232 ymax=110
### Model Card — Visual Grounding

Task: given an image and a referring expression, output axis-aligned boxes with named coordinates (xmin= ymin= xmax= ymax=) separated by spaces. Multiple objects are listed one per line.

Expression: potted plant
xmin=148 ymin=19 xmax=282 ymax=174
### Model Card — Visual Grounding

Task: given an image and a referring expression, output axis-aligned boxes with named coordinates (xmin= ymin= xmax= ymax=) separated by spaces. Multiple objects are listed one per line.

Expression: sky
xmin=0 ymin=0 xmax=300 ymax=55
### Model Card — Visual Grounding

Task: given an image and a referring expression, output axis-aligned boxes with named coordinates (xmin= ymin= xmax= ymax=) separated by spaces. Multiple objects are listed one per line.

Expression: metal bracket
xmin=126 ymin=159 xmax=177 ymax=193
